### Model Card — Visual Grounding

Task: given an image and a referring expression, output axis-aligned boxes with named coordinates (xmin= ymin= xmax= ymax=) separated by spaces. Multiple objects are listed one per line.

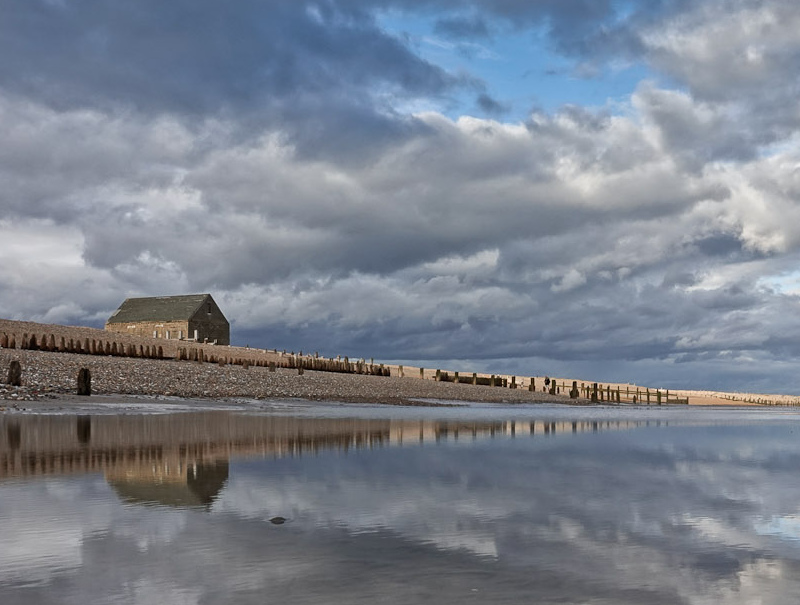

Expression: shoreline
xmin=0 ymin=348 xmax=570 ymax=410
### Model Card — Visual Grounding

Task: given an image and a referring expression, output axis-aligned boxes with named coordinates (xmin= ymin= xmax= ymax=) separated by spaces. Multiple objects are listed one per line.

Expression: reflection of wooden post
xmin=7 ymin=360 xmax=21 ymax=386
xmin=77 ymin=416 xmax=91 ymax=443
xmin=77 ymin=368 xmax=91 ymax=396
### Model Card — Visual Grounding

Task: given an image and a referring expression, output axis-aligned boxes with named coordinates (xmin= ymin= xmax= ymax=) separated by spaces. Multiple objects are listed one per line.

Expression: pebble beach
xmin=0 ymin=318 xmax=566 ymax=407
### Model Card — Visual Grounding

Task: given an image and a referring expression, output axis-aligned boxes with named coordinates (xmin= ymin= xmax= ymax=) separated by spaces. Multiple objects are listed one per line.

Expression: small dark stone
xmin=269 ymin=517 xmax=286 ymax=525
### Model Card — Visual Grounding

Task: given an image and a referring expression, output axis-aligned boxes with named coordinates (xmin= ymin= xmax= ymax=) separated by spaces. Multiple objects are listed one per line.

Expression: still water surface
xmin=2 ymin=403 xmax=800 ymax=604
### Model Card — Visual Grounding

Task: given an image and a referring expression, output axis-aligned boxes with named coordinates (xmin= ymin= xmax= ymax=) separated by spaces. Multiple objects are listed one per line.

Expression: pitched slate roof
xmin=106 ymin=294 xmax=214 ymax=324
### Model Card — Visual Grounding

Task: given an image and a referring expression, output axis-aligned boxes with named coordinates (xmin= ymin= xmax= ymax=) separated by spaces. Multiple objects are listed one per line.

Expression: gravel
xmin=0 ymin=348 xmax=567 ymax=407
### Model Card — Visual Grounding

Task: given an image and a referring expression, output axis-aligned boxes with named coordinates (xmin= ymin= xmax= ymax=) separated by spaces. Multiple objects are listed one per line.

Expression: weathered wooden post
xmin=592 ymin=383 xmax=598 ymax=403
xmin=420 ymin=367 xmax=424 ymax=379
xmin=657 ymin=390 xmax=662 ymax=405
xmin=269 ymin=361 xmax=276 ymax=372
xmin=77 ymin=368 xmax=91 ymax=396
xmin=7 ymin=360 xmax=22 ymax=386
xmin=528 ymin=378 xmax=534 ymax=391
xmin=399 ymin=365 xmax=404 ymax=378
xmin=570 ymin=380 xmax=579 ymax=399
xmin=490 ymin=375 xmax=496 ymax=387
xmin=454 ymin=371 xmax=459 ymax=383
xmin=298 ymin=365 xmax=304 ymax=375
xmin=646 ymin=388 xmax=651 ymax=404
xmin=474 ymin=373 xmax=478 ymax=386
xmin=616 ymin=388 xmax=621 ymax=403
xmin=510 ymin=376 xmax=516 ymax=389
xmin=435 ymin=369 xmax=441 ymax=382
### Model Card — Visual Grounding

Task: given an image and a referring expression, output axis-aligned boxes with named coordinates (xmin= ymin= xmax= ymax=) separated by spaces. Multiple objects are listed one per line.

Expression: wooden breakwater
xmin=0 ymin=318 xmax=690 ymax=404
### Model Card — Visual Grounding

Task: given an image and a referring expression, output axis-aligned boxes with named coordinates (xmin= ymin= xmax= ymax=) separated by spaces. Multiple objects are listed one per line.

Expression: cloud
xmin=2 ymin=0 xmax=800 ymax=390
xmin=433 ymin=14 xmax=491 ymax=40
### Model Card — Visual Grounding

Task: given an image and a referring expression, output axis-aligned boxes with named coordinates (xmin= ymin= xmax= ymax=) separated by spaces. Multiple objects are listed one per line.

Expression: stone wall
xmin=188 ymin=316 xmax=229 ymax=345
xmin=106 ymin=320 xmax=190 ymax=341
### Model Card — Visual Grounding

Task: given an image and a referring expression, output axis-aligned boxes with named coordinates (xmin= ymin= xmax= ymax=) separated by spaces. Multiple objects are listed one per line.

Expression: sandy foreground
xmin=0 ymin=318 xmax=789 ymax=409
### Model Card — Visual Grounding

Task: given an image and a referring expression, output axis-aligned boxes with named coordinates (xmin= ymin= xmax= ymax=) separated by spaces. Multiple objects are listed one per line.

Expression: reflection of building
xmin=0 ymin=414 xmax=653 ymax=508
xmin=105 ymin=293 xmax=230 ymax=345
xmin=107 ymin=461 xmax=229 ymax=508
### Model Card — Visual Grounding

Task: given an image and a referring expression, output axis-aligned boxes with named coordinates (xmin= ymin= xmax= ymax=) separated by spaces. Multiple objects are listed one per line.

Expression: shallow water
xmin=2 ymin=404 xmax=800 ymax=604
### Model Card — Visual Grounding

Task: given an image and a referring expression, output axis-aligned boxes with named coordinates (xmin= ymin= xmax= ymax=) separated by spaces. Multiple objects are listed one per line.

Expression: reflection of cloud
xmin=755 ymin=516 xmax=800 ymax=543
xmin=110 ymin=509 xmax=189 ymax=553
xmin=0 ymin=478 xmax=113 ymax=585
xmin=6 ymin=421 xmax=800 ymax=603
xmin=0 ymin=522 xmax=82 ymax=584
xmin=125 ymin=579 xmax=201 ymax=605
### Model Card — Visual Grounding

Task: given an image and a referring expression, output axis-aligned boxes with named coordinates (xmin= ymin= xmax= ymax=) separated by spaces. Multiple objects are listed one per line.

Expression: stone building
xmin=105 ymin=294 xmax=230 ymax=345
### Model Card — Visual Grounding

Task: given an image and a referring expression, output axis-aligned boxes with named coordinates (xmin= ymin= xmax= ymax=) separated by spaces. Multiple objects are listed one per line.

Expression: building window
xmin=178 ymin=330 xmax=183 ymax=339
xmin=153 ymin=331 xmax=158 ymax=338
xmin=166 ymin=330 xmax=171 ymax=339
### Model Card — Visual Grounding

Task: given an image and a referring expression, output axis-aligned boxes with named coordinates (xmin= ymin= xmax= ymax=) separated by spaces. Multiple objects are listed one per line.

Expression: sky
xmin=1 ymin=0 xmax=800 ymax=392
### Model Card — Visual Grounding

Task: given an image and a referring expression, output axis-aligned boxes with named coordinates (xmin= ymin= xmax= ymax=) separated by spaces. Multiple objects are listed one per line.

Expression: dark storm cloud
xmin=0 ymin=0 xmax=460 ymax=161
xmin=475 ymin=92 xmax=508 ymax=115
xmin=0 ymin=1 xmax=456 ymax=112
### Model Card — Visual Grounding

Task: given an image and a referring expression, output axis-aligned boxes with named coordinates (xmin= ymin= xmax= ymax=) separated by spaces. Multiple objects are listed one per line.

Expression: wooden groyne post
xmin=7 ymin=360 xmax=21 ymax=386
xmin=77 ymin=368 xmax=91 ymax=396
